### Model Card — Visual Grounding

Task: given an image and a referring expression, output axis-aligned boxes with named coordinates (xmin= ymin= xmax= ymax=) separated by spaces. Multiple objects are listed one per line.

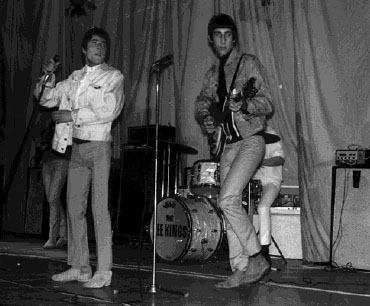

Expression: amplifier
xmin=128 ymin=125 xmax=176 ymax=144
xmin=335 ymin=149 xmax=370 ymax=167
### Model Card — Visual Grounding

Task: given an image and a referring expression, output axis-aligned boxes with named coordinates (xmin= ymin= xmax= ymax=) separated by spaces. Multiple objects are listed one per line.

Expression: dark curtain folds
xmin=3 ymin=0 xmax=370 ymax=265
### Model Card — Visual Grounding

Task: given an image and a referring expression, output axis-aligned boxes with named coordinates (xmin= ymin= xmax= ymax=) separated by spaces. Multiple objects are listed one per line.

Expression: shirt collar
xmin=84 ymin=64 xmax=101 ymax=74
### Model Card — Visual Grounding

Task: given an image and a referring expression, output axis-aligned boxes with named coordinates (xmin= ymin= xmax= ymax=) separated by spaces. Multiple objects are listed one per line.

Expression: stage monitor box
xmin=252 ymin=207 xmax=302 ymax=259
xmin=331 ymin=167 xmax=370 ymax=270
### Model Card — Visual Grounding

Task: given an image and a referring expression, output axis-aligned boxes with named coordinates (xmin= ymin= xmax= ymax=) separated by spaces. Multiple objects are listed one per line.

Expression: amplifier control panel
xmin=335 ymin=149 xmax=370 ymax=167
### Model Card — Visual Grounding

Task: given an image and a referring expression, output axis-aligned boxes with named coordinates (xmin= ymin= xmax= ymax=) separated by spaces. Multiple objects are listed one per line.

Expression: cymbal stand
xmin=166 ymin=144 xmax=171 ymax=197
xmin=148 ymin=63 xmax=186 ymax=298
xmin=164 ymin=143 xmax=179 ymax=197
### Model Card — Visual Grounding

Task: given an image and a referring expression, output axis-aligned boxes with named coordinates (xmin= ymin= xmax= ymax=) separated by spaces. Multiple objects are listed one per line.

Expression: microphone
xmin=150 ymin=54 xmax=173 ymax=71
xmin=43 ymin=54 xmax=60 ymax=83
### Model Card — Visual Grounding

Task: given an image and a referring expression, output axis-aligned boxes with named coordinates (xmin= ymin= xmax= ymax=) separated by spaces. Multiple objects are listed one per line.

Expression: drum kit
xmin=145 ymin=55 xmax=262 ymax=295
xmin=150 ymin=157 xmax=262 ymax=262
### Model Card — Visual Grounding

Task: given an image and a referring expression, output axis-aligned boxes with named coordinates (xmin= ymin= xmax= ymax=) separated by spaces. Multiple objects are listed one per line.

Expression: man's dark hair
xmin=81 ymin=27 xmax=111 ymax=62
xmin=208 ymin=13 xmax=238 ymax=46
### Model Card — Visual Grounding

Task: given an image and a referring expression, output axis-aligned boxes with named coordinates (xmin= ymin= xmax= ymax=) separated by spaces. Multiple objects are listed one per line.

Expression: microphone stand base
xmin=147 ymin=284 xmax=159 ymax=294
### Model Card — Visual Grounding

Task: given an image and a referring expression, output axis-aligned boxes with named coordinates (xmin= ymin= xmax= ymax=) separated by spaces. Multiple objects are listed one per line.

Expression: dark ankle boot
xmin=261 ymin=245 xmax=272 ymax=266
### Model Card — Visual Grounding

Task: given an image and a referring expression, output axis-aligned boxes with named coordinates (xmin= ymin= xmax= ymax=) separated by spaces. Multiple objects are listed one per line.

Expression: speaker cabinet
xmin=331 ymin=167 xmax=370 ymax=270
xmin=24 ymin=168 xmax=48 ymax=235
xmin=115 ymin=148 xmax=176 ymax=239
xmin=252 ymin=207 xmax=302 ymax=259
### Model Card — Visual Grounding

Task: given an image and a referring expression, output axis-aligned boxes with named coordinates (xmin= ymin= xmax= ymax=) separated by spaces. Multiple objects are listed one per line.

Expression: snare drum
xmin=150 ymin=196 xmax=224 ymax=261
xmin=190 ymin=160 xmax=220 ymax=199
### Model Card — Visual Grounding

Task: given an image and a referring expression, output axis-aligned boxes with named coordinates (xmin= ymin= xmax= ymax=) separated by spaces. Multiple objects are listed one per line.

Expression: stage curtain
xmin=288 ymin=0 xmax=370 ymax=262
xmin=2 ymin=0 xmax=370 ymax=265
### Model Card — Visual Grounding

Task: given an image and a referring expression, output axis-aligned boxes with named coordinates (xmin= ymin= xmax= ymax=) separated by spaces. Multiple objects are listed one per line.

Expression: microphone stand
xmin=1 ymin=75 xmax=49 ymax=236
xmin=147 ymin=63 xmax=188 ymax=299
xmin=148 ymin=65 xmax=161 ymax=294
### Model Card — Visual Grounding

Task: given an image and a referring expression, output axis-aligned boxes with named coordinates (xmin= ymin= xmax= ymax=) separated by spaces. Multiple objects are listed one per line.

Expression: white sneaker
xmin=43 ymin=238 xmax=56 ymax=249
xmin=55 ymin=237 xmax=67 ymax=248
xmin=52 ymin=267 xmax=92 ymax=282
xmin=83 ymin=271 xmax=112 ymax=288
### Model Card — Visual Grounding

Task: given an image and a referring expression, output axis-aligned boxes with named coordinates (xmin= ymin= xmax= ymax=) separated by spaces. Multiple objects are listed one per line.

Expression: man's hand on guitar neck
xmin=229 ymin=99 xmax=243 ymax=112
xmin=203 ymin=115 xmax=216 ymax=134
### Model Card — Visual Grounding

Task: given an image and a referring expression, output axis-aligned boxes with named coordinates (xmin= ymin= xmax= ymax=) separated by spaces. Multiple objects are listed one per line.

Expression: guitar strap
xmin=228 ymin=53 xmax=246 ymax=95
xmin=230 ymin=55 xmax=280 ymax=145
xmin=224 ymin=53 xmax=246 ymax=143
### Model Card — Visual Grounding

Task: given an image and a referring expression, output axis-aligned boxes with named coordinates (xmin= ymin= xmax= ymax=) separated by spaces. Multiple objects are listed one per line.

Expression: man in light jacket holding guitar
xmin=195 ymin=13 xmax=274 ymax=289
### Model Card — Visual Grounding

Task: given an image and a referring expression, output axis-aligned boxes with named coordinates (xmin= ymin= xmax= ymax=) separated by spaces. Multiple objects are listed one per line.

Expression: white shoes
xmin=52 ymin=267 xmax=92 ymax=282
xmin=83 ymin=271 xmax=112 ymax=288
xmin=43 ymin=238 xmax=56 ymax=249
xmin=55 ymin=237 xmax=67 ymax=248
xmin=43 ymin=237 xmax=67 ymax=249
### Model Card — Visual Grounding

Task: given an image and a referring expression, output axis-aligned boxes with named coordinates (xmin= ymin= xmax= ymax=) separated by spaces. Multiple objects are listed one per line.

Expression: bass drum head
xmin=150 ymin=196 xmax=224 ymax=261
xmin=150 ymin=197 xmax=191 ymax=261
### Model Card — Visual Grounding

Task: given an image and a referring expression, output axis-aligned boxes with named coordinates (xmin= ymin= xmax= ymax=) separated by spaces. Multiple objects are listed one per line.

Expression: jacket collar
xmin=214 ymin=48 xmax=240 ymax=69
xmin=82 ymin=62 xmax=108 ymax=74
xmin=224 ymin=48 xmax=239 ymax=67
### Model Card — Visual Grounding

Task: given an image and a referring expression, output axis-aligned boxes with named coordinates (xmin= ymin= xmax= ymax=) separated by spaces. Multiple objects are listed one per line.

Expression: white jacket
xmin=35 ymin=63 xmax=124 ymax=153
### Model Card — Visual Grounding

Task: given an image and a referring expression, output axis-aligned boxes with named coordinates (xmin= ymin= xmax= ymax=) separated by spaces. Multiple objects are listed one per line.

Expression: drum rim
xmin=190 ymin=183 xmax=220 ymax=188
xmin=152 ymin=195 xmax=225 ymax=262
xmin=175 ymin=196 xmax=194 ymax=261
xmin=192 ymin=159 xmax=220 ymax=165
xmin=180 ymin=195 xmax=225 ymax=261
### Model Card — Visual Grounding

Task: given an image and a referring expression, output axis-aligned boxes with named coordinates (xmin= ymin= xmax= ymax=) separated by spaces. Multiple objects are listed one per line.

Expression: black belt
xmin=227 ymin=131 xmax=281 ymax=145
xmin=254 ymin=131 xmax=281 ymax=144
xmin=72 ymin=138 xmax=91 ymax=144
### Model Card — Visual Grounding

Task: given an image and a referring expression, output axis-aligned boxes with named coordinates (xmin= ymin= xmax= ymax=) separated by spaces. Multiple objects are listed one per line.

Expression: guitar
xmin=206 ymin=77 xmax=259 ymax=160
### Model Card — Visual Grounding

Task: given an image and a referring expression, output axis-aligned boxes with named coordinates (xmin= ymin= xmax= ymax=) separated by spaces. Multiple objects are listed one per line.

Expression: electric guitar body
xmin=207 ymin=77 xmax=258 ymax=160
xmin=208 ymin=124 xmax=226 ymax=161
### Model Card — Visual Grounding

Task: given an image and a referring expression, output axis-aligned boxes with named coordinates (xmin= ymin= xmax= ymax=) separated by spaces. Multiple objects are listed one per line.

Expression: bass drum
xmin=150 ymin=196 xmax=224 ymax=261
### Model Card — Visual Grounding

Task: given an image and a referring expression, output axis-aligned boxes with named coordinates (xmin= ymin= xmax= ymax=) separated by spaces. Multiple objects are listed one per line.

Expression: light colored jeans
xmin=67 ymin=141 xmax=112 ymax=272
xmin=42 ymin=154 xmax=69 ymax=241
xmin=219 ymin=135 xmax=265 ymax=272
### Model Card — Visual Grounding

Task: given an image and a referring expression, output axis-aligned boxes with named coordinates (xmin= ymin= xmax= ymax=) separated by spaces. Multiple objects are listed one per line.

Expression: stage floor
xmin=1 ymin=234 xmax=370 ymax=305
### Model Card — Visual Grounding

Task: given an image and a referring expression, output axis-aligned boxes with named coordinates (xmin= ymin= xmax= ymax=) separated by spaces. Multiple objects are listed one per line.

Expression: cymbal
xmin=127 ymin=139 xmax=198 ymax=155
xmin=159 ymin=140 xmax=198 ymax=154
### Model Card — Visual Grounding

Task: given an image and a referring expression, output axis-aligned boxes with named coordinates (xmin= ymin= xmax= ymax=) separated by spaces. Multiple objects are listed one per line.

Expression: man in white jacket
xmin=34 ymin=27 xmax=124 ymax=288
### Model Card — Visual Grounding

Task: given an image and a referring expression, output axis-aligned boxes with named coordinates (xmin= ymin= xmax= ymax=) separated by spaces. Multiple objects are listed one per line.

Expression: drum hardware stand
xmin=271 ymin=235 xmax=287 ymax=265
xmin=164 ymin=143 xmax=180 ymax=197
xmin=147 ymin=57 xmax=188 ymax=298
